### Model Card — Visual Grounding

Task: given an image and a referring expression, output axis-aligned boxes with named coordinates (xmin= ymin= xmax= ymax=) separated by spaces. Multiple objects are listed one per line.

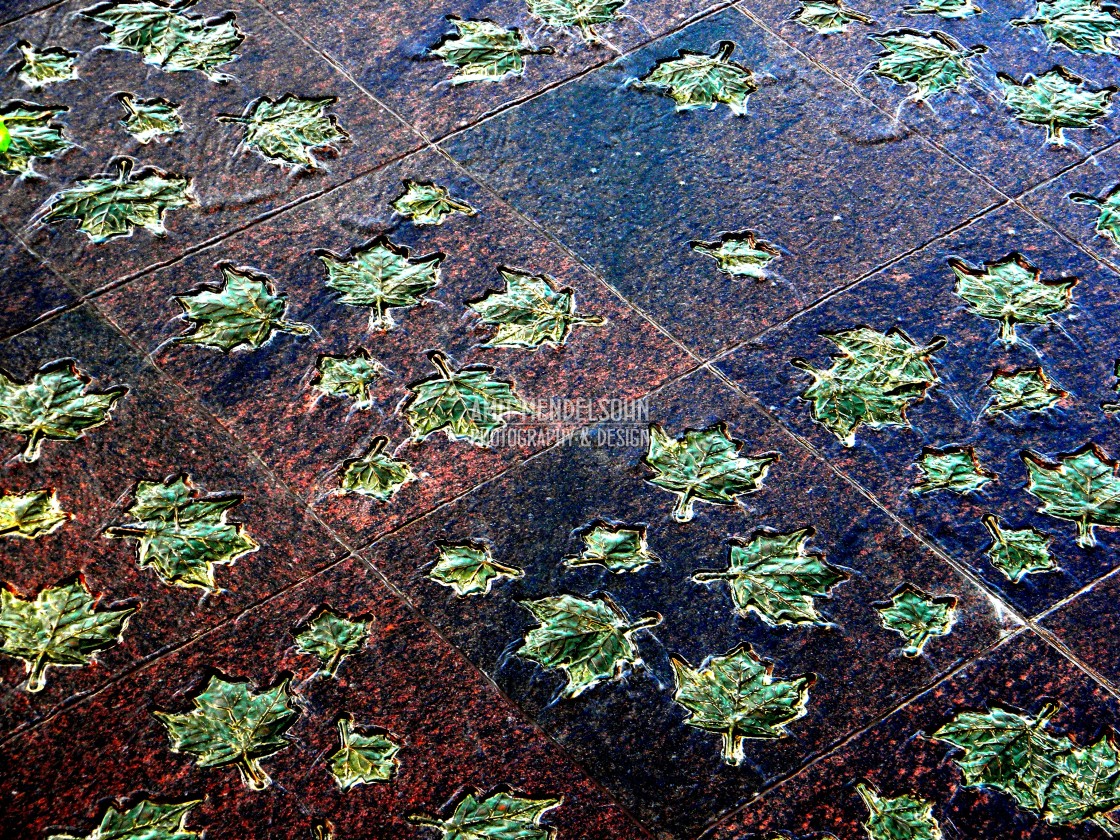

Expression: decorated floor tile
xmin=0 ymin=0 xmax=422 ymax=293
xmin=0 ymin=304 xmax=345 ymax=738
xmin=1040 ymin=569 xmax=1120 ymax=687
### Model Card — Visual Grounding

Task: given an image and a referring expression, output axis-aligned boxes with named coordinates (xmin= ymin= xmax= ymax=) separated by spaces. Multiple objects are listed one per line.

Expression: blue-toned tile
xmin=0 ymin=222 xmax=75 ymax=337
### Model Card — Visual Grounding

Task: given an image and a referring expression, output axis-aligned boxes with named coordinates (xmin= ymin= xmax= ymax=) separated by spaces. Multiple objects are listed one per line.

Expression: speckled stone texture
xmin=0 ymin=221 xmax=76 ymax=338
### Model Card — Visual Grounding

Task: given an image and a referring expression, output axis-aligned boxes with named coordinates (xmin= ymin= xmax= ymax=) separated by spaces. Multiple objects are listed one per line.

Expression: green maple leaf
xmin=393 ymin=179 xmax=476 ymax=225
xmin=118 ymin=93 xmax=182 ymax=143
xmin=430 ymin=17 xmax=547 ymax=85
xmin=320 ymin=236 xmax=443 ymax=331
xmin=12 ymin=42 xmax=78 ymax=89
xmin=338 ymin=437 xmax=416 ymax=501
xmin=469 ymin=268 xmax=606 ymax=349
xmin=0 ymin=578 xmax=136 ymax=693
xmin=690 ymin=231 xmax=780 ymax=279
xmin=644 ymin=423 xmax=777 ymax=522
xmin=313 ymin=350 xmax=382 ymax=408
xmin=986 ymin=367 xmax=1065 ymax=415
xmin=293 ymin=606 xmax=369 ymax=677
xmin=0 ymin=102 xmax=72 ymax=177
xmin=1023 ymin=444 xmax=1120 ymax=547
xmin=0 ymin=359 xmax=127 ymax=462
xmin=982 ymin=514 xmax=1057 ymax=582
xmin=518 ymin=593 xmax=661 ymax=698
xmin=692 ymin=527 xmax=848 ymax=626
xmin=999 ymin=67 xmax=1114 ymax=144
xmin=856 ymin=782 xmax=944 ymax=840
xmin=1044 ymin=734 xmax=1120 ymax=833
xmin=792 ymin=327 xmax=944 ymax=447
xmin=153 ymin=674 xmax=300 ymax=790
xmin=105 ymin=475 xmax=258 ymax=589
xmin=792 ymin=1 xmax=874 ymax=35
xmin=564 ymin=522 xmax=661 ymax=573
xmin=329 ymin=718 xmax=400 ymax=791
xmin=527 ymin=0 xmax=626 ymax=43
xmin=904 ymin=0 xmax=983 ymax=18
xmin=403 ymin=352 xmax=528 ymax=446
xmin=82 ymin=0 xmax=244 ymax=81
xmin=0 ymin=489 xmax=70 ymax=539
xmin=175 ymin=265 xmax=312 ymax=352
xmin=874 ymin=585 xmax=956 ymax=657
xmin=47 ymin=798 xmax=202 ymax=840
xmin=671 ymin=643 xmax=813 ymax=766
xmin=912 ymin=446 xmax=995 ymax=494
xmin=429 ymin=541 xmax=523 ymax=596
xmin=40 ymin=158 xmax=194 ymax=243
xmin=950 ymin=254 xmax=1074 ymax=343
xmin=870 ymin=30 xmax=985 ymax=100
xmin=1071 ymin=184 xmax=1120 ymax=247
xmin=219 ymin=95 xmax=349 ymax=168
xmin=638 ymin=41 xmax=757 ymax=115
xmin=410 ymin=789 xmax=561 ymax=840
xmin=1012 ymin=0 xmax=1120 ymax=54
xmin=932 ymin=703 xmax=1072 ymax=812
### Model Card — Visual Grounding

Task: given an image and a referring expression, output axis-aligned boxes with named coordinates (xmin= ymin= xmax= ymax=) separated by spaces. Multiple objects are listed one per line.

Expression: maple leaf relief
xmin=411 ymin=788 xmax=562 ymax=840
xmin=637 ymin=41 xmax=757 ymax=115
xmin=219 ymin=95 xmax=349 ymax=168
xmin=999 ymin=66 xmax=1115 ymax=144
xmin=0 ymin=101 xmax=72 ymax=177
xmin=430 ymin=16 xmax=550 ymax=85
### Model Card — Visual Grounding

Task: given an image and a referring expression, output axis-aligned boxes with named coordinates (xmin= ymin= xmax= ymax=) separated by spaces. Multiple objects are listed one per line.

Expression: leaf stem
xmin=428 ymin=351 xmax=454 ymax=380
xmin=20 ymin=430 xmax=43 ymax=463
xmin=238 ymin=756 xmax=272 ymax=790
xmin=324 ymin=648 xmax=344 ymax=678
xmin=1077 ymin=518 xmax=1097 ymax=548
xmin=366 ymin=436 xmax=388 ymax=458
xmin=26 ymin=654 xmax=48 ymax=692
xmin=721 ymin=728 xmax=742 ymax=765
xmin=671 ymin=490 xmax=695 ymax=522
xmin=715 ymin=41 xmax=736 ymax=62
xmin=407 ymin=815 xmax=444 ymax=827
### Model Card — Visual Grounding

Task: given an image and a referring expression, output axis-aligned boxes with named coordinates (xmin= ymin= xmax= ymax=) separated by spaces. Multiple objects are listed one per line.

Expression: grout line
xmin=0 ymin=0 xmax=65 ymax=28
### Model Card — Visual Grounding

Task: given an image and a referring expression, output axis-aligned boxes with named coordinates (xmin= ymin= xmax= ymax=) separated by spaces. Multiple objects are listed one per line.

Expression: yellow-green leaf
xmin=912 ymin=446 xmax=995 ymax=495
xmin=564 ymin=522 xmax=660 ymax=573
xmin=393 ymin=179 xmax=476 ymax=226
xmin=0 ymin=102 xmax=72 ymax=177
xmin=47 ymin=798 xmax=202 ymax=840
xmin=950 ymin=254 xmax=1074 ymax=343
xmin=999 ymin=66 xmax=1114 ymax=144
xmin=294 ymin=606 xmax=369 ymax=677
xmin=469 ymin=267 xmax=606 ymax=349
xmin=411 ymin=789 xmax=561 ymax=840
xmin=338 ymin=437 xmax=416 ymax=501
xmin=429 ymin=541 xmax=523 ymax=596
xmin=118 ymin=93 xmax=183 ymax=143
xmin=638 ymin=41 xmax=757 ymax=115
xmin=0 ymin=489 xmax=70 ymax=539
xmin=691 ymin=230 xmax=780 ymax=279
xmin=982 ymin=514 xmax=1057 ymax=582
xmin=219 ymin=95 xmax=348 ymax=168
xmin=14 ymin=42 xmax=78 ymax=89
xmin=874 ymin=585 xmax=956 ymax=656
xmin=856 ymin=782 xmax=943 ymax=840
xmin=329 ymin=718 xmax=400 ymax=791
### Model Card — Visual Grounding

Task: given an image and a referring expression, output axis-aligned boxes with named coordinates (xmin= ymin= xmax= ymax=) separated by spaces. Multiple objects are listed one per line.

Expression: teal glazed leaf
xmin=1044 ymin=734 xmax=1120 ymax=833
xmin=986 ymin=367 xmax=1065 ymax=414
xmin=999 ymin=66 xmax=1114 ymax=144
xmin=153 ymin=674 xmax=300 ymax=790
xmin=564 ymin=522 xmax=661 ymax=573
xmin=644 ymin=423 xmax=778 ymax=522
xmin=874 ymin=585 xmax=956 ymax=656
xmin=982 ymin=514 xmax=1057 ymax=582
xmin=792 ymin=327 xmax=944 ymax=447
xmin=430 ymin=17 xmax=547 ymax=84
xmin=0 ymin=102 xmax=72 ymax=177
xmin=690 ymin=231 xmax=780 ymax=279
xmin=410 ymin=789 xmax=562 ymax=840
xmin=638 ymin=41 xmax=757 ymax=115
xmin=671 ymin=643 xmax=813 ymax=765
xmin=0 ymin=578 xmax=136 ymax=692
xmin=692 ymin=527 xmax=849 ymax=626
xmin=47 ymin=798 xmax=203 ymax=840
xmin=105 ymin=475 xmax=258 ymax=589
xmin=294 ymin=606 xmax=369 ymax=677
xmin=950 ymin=254 xmax=1074 ymax=343
xmin=527 ymin=0 xmax=626 ymax=43
xmin=429 ymin=541 xmax=523 ymax=596
xmin=792 ymin=1 xmax=875 ymax=35
xmin=1070 ymin=184 xmax=1120 ymax=247
xmin=320 ymin=236 xmax=443 ymax=331
xmin=0 ymin=489 xmax=70 ymax=539
xmin=870 ymin=29 xmax=985 ymax=100
xmin=12 ymin=42 xmax=78 ymax=89
xmin=856 ymin=782 xmax=944 ymax=840
xmin=82 ymin=0 xmax=244 ymax=81
xmin=1011 ymin=0 xmax=1120 ymax=55
xmin=469 ymin=267 xmax=606 ymax=349
xmin=518 ymin=593 xmax=661 ymax=698
xmin=904 ymin=0 xmax=983 ymax=18
xmin=912 ymin=446 xmax=995 ymax=494
xmin=313 ymin=350 xmax=383 ymax=408
xmin=118 ymin=93 xmax=182 ymax=143
xmin=393 ymin=179 xmax=476 ymax=225
xmin=338 ymin=437 xmax=416 ymax=502
xmin=403 ymin=351 xmax=529 ymax=446
xmin=175 ymin=265 xmax=312 ymax=352
xmin=219 ymin=95 xmax=349 ymax=168
xmin=329 ymin=718 xmax=401 ymax=791
xmin=1022 ymin=444 xmax=1120 ymax=547
xmin=40 ymin=158 xmax=194 ymax=243
xmin=0 ymin=359 xmax=127 ymax=462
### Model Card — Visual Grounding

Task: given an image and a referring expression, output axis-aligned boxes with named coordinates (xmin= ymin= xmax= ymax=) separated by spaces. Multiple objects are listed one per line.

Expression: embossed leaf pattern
xmin=1011 ymin=0 xmax=1120 ymax=55
xmin=856 ymin=783 xmax=943 ymax=840
xmin=518 ymin=593 xmax=661 ymax=698
xmin=983 ymin=515 xmax=1057 ymax=582
xmin=527 ymin=0 xmax=626 ymax=43
xmin=792 ymin=1 xmax=874 ymax=35
xmin=692 ymin=527 xmax=848 ymax=626
xmin=0 ymin=578 xmax=136 ymax=692
xmin=1071 ymin=184 xmax=1120 ymax=246
xmin=118 ymin=94 xmax=182 ymax=143
xmin=105 ymin=476 xmax=258 ymax=589
xmin=0 ymin=103 xmax=72 ymax=176
xmin=219 ymin=95 xmax=349 ymax=168
xmin=0 ymin=360 xmax=127 ymax=462
xmin=14 ymin=42 xmax=78 ymax=89
xmin=41 ymin=158 xmax=194 ymax=242
xmin=1023 ymin=445 xmax=1120 ymax=547
xmin=83 ymin=0 xmax=244 ymax=80
xmin=912 ymin=446 xmax=995 ymax=494
xmin=874 ymin=586 xmax=956 ymax=657
xmin=176 ymin=266 xmax=312 ymax=352
xmin=338 ymin=437 xmax=416 ymax=501
xmin=671 ymin=643 xmax=813 ymax=765
xmin=410 ymin=790 xmax=562 ymax=840
xmin=644 ymin=423 xmax=777 ymax=522
xmin=294 ymin=607 xmax=369 ymax=677
xmin=431 ymin=18 xmax=546 ymax=84
xmin=1044 ymin=735 xmax=1120 ymax=832
xmin=154 ymin=675 xmax=300 ymax=790
xmin=0 ymin=489 xmax=70 ymax=539
xmin=469 ymin=268 xmax=606 ymax=349
xmin=691 ymin=231 xmax=780 ymax=279
xmin=951 ymin=254 xmax=1074 ymax=343
xmin=871 ymin=30 xmax=984 ymax=99
xmin=329 ymin=718 xmax=400 ymax=791
xmin=564 ymin=523 xmax=661 ymax=573
xmin=904 ymin=0 xmax=983 ymax=18
xmin=393 ymin=179 xmax=476 ymax=225
xmin=314 ymin=350 xmax=383 ymax=407
xmin=429 ymin=542 xmax=523 ymax=596
xmin=321 ymin=237 xmax=443 ymax=331
xmin=999 ymin=67 xmax=1114 ymax=144
xmin=639 ymin=41 xmax=757 ymax=115
xmin=986 ymin=367 xmax=1065 ymax=414
xmin=47 ymin=799 xmax=202 ymax=840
